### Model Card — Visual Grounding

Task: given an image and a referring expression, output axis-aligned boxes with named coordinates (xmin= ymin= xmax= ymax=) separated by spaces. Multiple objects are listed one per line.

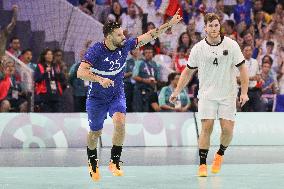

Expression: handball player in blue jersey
xmin=77 ymin=10 xmax=182 ymax=181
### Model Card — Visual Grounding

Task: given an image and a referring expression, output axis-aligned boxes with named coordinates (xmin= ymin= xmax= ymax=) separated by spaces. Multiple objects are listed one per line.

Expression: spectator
xmin=136 ymin=0 xmax=163 ymax=27
xmin=54 ymin=49 xmax=72 ymax=112
xmin=186 ymin=19 xmax=196 ymax=40
xmin=159 ymin=72 xmax=190 ymax=112
xmin=0 ymin=57 xmax=27 ymax=112
xmin=173 ymin=45 xmax=188 ymax=73
xmin=0 ymin=5 xmax=17 ymax=61
xmin=107 ymin=0 xmax=124 ymax=24
xmin=148 ymin=91 xmax=161 ymax=112
xmin=223 ymin=19 xmax=237 ymax=40
xmin=34 ymin=49 xmax=65 ymax=112
xmin=233 ymin=0 xmax=252 ymax=26
xmin=271 ymin=3 xmax=283 ymax=21
xmin=69 ymin=40 xmax=92 ymax=112
xmin=259 ymin=41 xmax=276 ymax=70
xmin=124 ymin=48 xmax=141 ymax=112
xmin=53 ymin=49 xmax=68 ymax=83
xmin=238 ymin=45 xmax=263 ymax=112
xmin=94 ymin=0 xmax=112 ymax=23
xmin=142 ymin=22 xmax=161 ymax=54
xmin=253 ymin=0 xmax=272 ymax=24
xmin=177 ymin=32 xmax=192 ymax=54
xmin=215 ymin=0 xmax=232 ymax=23
xmin=275 ymin=61 xmax=284 ymax=111
xmin=261 ymin=55 xmax=276 ymax=78
xmin=20 ymin=49 xmax=37 ymax=71
xmin=7 ymin=37 xmax=21 ymax=58
xmin=132 ymin=45 xmax=160 ymax=112
xmin=260 ymin=59 xmax=277 ymax=111
xmin=78 ymin=0 xmax=94 ymax=16
xmin=121 ymin=2 xmax=143 ymax=37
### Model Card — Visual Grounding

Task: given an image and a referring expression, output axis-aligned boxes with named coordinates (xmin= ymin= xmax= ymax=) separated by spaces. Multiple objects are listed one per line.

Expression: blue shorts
xmin=86 ymin=96 xmax=126 ymax=131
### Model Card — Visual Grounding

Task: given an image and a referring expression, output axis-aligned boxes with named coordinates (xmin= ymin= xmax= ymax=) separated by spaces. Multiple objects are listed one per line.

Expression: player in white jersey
xmin=170 ymin=13 xmax=249 ymax=177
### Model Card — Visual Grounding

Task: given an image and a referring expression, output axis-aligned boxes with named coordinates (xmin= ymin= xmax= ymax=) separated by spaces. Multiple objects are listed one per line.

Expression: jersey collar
xmin=205 ymin=36 xmax=224 ymax=46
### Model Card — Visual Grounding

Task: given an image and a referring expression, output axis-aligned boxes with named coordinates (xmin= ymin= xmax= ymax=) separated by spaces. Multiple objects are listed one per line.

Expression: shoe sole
xmin=211 ymin=168 xmax=220 ymax=174
xmin=89 ymin=164 xmax=100 ymax=181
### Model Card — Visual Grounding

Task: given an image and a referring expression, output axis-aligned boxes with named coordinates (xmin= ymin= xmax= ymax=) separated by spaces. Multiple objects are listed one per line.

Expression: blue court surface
xmin=0 ymin=147 xmax=284 ymax=189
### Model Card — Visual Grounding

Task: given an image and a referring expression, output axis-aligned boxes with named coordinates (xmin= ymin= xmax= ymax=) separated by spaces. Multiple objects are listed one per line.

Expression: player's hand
xmin=169 ymin=8 xmax=183 ymax=26
xmin=169 ymin=91 xmax=179 ymax=104
xmin=99 ymin=78 xmax=114 ymax=88
xmin=239 ymin=93 xmax=249 ymax=107
xmin=12 ymin=5 xmax=18 ymax=12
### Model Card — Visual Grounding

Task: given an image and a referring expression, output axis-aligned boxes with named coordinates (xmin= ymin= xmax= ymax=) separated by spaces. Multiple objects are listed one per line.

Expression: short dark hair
xmin=242 ymin=44 xmax=253 ymax=51
xmin=262 ymin=55 xmax=273 ymax=65
xmin=103 ymin=21 xmax=121 ymax=37
xmin=225 ymin=20 xmax=235 ymax=29
xmin=177 ymin=45 xmax=187 ymax=53
xmin=143 ymin=44 xmax=154 ymax=52
xmin=53 ymin=48 xmax=63 ymax=54
xmin=21 ymin=48 xmax=32 ymax=56
xmin=266 ymin=41 xmax=274 ymax=47
xmin=204 ymin=13 xmax=221 ymax=25
xmin=167 ymin=72 xmax=180 ymax=85
xmin=10 ymin=37 xmax=20 ymax=43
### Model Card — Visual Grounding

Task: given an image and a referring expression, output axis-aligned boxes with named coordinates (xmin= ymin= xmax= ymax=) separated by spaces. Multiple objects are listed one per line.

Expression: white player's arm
xmin=238 ymin=62 xmax=249 ymax=95
xmin=174 ymin=66 xmax=196 ymax=95
xmin=136 ymin=9 xmax=182 ymax=48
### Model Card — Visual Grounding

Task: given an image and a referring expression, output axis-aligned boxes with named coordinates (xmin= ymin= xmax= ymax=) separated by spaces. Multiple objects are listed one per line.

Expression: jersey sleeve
xmin=187 ymin=45 xmax=199 ymax=69
xmin=125 ymin=37 xmax=138 ymax=52
xmin=82 ymin=45 xmax=98 ymax=67
xmin=232 ymin=41 xmax=245 ymax=67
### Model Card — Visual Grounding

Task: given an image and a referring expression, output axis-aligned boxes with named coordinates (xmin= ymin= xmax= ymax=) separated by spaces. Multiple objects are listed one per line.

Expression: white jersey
xmin=187 ymin=36 xmax=244 ymax=100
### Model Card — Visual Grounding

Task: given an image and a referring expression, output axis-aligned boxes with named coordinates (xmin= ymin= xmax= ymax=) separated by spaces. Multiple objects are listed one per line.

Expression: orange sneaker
xmin=109 ymin=160 xmax=124 ymax=176
xmin=211 ymin=153 xmax=223 ymax=174
xmin=198 ymin=164 xmax=208 ymax=177
xmin=88 ymin=159 xmax=100 ymax=181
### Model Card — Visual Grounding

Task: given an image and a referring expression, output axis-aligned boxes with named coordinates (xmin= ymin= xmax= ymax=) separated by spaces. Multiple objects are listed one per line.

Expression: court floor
xmin=0 ymin=147 xmax=284 ymax=189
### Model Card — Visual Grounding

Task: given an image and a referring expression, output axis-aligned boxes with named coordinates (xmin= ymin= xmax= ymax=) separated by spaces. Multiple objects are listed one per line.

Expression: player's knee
xmin=0 ymin=100 xmax=11 ymax=112
xmin=89 ymin=130 xmax=102 ymax=138
xmin=113 ymin=117 xmax=125 ymax=127
xmin=221 ymin=127 xmax=233 ymax=137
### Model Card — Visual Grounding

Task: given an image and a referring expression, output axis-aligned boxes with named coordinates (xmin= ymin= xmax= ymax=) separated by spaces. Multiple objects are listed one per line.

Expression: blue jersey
xmin=83 ymin=37 xmax=137 ymax=100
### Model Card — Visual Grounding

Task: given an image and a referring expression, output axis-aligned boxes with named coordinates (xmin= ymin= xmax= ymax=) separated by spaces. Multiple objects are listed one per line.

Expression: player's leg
xmin=197 ymin=99 xmax=217 ymax=177
xmin=211 ymin=98 xmax=236 ymax=173
xmin=108 ymin=96 xmax=126 ymax=176
xmin=86 ymin=105 xmax=108 ymax=181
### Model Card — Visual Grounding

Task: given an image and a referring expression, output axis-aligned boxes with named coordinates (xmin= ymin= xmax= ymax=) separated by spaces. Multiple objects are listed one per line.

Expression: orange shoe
xmin=198 ymin=164 xmax=208 ymax=177
xmin=109 ymin=160 xmax=124 ymax=176
xmin=211 ymin=153 xmax=223 ymax=174
xmin=88 ymin=159 xmax=100 ymax=181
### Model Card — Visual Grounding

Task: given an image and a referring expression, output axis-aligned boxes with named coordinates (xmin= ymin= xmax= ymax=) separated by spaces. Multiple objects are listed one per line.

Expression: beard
xmin=209 ymin=32 xmax=220 ymax=38
xmin=113 ymin=39 xmax=125 ymax=48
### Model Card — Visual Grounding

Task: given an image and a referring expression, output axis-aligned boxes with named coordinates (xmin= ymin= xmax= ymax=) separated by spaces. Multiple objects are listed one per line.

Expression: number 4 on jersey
xmin=213 ymin=58 xmax=218 ymax=66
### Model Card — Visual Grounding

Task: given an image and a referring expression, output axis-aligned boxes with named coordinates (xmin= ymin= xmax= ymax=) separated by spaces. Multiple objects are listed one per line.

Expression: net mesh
xmin=3 ymin=0 xmax=104 ymax=62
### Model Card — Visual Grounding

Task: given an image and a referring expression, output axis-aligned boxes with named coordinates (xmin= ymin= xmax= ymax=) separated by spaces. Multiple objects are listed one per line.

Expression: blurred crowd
xmin=1 ymin=0 xmax=284 ymax=113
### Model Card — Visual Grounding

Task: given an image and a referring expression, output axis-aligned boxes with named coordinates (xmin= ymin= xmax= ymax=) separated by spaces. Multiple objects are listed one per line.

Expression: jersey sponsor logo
xmin=223 ymin=50 xmax=228 ymax=55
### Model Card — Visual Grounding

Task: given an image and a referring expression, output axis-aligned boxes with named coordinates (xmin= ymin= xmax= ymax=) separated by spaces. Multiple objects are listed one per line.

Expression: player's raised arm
xmin=136 ymin=9 xmax=182 ymax=48
xmin=77 ymin=62 xmax=114 ymax=88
